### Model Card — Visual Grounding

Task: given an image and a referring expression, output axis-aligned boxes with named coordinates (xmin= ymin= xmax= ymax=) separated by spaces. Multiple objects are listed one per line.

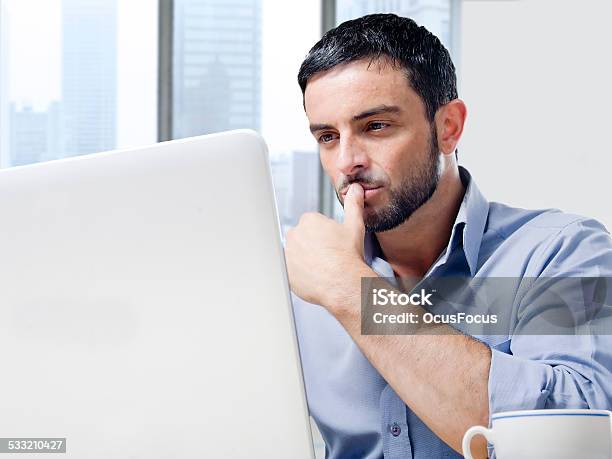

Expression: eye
xmin=318 ymin=132 xmax=338 ymax=144
xmin=367 ymin=121 xmax=389 ymax=131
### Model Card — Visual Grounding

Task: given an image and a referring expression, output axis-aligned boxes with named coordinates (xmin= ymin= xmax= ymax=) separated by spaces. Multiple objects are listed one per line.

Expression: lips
xmin=363 ymin=187 xmax=383 ymax=200
xmin=340 ymin=184 xmax=383 ymax=200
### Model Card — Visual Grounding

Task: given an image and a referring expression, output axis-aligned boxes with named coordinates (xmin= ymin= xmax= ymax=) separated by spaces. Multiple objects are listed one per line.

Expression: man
xmin=285 ymin=13 xmax=612 ymax=459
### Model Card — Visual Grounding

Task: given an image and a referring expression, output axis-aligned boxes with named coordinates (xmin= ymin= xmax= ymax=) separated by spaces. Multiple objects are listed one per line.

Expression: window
xmin=0 ymin=3 xmax=459 ymax=458
xmin=0 ymin=0 xmax=157 ymax=168
xmin=171 ymin=0 xmax=321 ymax=236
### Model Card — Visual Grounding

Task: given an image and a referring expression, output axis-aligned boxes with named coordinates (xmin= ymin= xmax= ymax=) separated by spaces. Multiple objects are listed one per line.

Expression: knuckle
xmin=300 ymin=211 xmax=319 ymax=223
xmin=298 ymin=213 xmax=311 ymax=225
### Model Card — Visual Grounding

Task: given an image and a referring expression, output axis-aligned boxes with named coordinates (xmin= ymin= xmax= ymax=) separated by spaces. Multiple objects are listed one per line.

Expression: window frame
xmin=158 ymin=0 xmax=174 ymax=142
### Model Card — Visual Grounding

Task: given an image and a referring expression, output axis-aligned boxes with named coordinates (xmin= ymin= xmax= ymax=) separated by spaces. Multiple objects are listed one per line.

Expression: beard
xmin=336 ymin=124 xmax=440 ymax=233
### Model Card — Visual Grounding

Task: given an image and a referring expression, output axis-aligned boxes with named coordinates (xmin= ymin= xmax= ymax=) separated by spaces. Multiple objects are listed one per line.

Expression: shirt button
xmin=390 ymin=423 xmax=401 ymax=437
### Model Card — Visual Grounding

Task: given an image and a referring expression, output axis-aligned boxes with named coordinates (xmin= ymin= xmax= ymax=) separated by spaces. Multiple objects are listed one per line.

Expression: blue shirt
xmin=291 ymin=167 xmax=612 ymax=458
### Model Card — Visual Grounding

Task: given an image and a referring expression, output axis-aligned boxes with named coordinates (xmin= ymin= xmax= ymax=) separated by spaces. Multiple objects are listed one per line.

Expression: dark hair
xmin=297 ymin=13 xmax=458 ymax=122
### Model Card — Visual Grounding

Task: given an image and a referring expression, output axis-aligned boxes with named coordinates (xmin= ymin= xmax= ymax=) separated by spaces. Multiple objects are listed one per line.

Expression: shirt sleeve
xmin=488 ymin=218 xmax=612 ymax=417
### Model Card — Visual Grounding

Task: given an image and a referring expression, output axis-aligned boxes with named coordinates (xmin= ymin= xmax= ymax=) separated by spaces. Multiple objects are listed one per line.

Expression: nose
xmin=335 ymin=133 xmax=369 ymax=177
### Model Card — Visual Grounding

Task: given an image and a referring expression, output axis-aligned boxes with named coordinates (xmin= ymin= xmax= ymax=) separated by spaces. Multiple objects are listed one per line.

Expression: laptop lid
xmin=0 ymin=130 xmax=314 ymax=458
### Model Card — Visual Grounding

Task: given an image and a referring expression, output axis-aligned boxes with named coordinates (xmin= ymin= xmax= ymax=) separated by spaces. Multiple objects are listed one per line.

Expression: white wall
xmin=459 ymin=0 xmax=612 ymax=229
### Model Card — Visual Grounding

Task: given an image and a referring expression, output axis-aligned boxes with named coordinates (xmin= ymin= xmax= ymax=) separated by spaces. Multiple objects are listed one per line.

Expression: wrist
xmin=325 ymin=262 xmax=376 ymax=318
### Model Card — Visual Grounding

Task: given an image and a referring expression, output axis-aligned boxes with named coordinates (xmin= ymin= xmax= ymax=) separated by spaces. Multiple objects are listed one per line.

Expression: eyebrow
xmin=352 ymin=104 xmax=401 ymax=121
xmin=309 ymin=105 xmax=402 ymax=134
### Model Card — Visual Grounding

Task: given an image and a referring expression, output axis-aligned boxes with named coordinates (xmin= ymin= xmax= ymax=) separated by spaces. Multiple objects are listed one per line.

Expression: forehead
xmin=304 ymin=58 xmax=425 ymax=122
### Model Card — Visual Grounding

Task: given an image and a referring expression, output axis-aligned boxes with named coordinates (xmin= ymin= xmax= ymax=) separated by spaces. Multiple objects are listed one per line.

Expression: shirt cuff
xmin=486 ymin=350 xmax=554 ymax=459
xmin=488 ymin=349 xmax=553 ymax=419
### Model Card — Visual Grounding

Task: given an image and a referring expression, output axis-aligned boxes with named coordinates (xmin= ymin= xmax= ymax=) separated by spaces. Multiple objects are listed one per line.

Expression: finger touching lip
xmin=341 ymin=185 xmax=383 ymax=200
xmin=341 ymin=183 xmax=380 ymax=194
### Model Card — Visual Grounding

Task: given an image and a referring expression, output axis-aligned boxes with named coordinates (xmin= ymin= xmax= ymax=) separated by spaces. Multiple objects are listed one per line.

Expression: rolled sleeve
xmin=488 ymin=334 xmax=612 ymax=413
xmin=488 ymin=349 xmax=554 ymax=414
xmin=488 ymin=218 xmax=612 ymax=420
xmin=486 ymin=337 xmax=612 ymax=459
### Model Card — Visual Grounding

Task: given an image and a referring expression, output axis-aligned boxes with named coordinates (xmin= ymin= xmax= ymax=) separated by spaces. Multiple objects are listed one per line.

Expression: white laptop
xmin=0 ymin=130 xmax=314 ymax=458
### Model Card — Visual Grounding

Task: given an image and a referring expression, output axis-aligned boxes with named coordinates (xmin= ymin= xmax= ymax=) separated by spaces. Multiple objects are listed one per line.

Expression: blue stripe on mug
xmin=493 ymin=413 xmax=610 ymax=421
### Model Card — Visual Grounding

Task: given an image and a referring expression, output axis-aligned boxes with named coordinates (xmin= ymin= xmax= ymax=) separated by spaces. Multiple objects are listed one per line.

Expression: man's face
xmin=304 ymin=58 xmax=440 ymax=233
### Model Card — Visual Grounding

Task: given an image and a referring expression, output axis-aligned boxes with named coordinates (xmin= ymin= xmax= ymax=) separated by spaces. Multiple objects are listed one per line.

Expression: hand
xmin=285 ymin=183 xmax=373 ymax=309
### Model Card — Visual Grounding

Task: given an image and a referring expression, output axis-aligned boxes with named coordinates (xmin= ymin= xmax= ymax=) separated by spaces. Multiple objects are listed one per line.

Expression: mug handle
xmin=462 ymin=425 xmax=494 ymax=459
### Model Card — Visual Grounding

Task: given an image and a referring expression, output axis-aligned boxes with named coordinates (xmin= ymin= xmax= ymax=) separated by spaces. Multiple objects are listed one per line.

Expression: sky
xmin=1 ymin=0 xmax=318 ymax=154
xmin=4 ymin=0 xmax=62 ymax=107
xmin=3 ymin=0 xmax=157 ymax=148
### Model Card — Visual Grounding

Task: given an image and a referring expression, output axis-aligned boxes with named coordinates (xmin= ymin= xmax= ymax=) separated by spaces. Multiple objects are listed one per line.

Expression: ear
xmin=434 ymin=99 xmax=467 ymax=156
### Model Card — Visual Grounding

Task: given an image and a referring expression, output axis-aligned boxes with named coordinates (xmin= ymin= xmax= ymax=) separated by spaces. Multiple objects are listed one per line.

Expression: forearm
xmin=327 ymin=265 xmax=491 ymax=456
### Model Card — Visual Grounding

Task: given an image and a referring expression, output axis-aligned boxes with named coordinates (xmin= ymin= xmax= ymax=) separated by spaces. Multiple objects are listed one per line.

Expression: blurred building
xmin=270 ymin=153 xmax=292 ymax=230
xmin=173 ymin=0 xmax=262 ymax=138
xmin=62 ymin=0 xmax=117 ymax=157
xmin=45 ymin=101 xmax=64 ymax=162
xmin=270 ymin=151 xmax=319 ymax=235
xmin=9 ymin=102 xmax=62 ymax=166
xmin=10 ymin=104 xmax=47 ymax=166
xmin=291 ymin=151 xmax=320 ymax=223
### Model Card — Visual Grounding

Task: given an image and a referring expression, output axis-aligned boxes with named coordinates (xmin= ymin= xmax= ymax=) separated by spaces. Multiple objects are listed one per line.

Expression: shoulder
xmin=485 ymin=202 xmax=612 ymax=276
xmin=487 ymin=202 xmax=609 ymax=237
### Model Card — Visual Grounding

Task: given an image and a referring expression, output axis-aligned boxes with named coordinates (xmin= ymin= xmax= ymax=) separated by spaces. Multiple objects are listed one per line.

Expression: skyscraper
xmin=291 ymin=151 xmax=319 ymax=225
xmin=173 ymin=0 xmax=262 ymax=139
xmin=9 ymin=102 xmax=62 ymax=166
xmin=10 ymin=104 xmax=47 ymax=166
xmin=0 ymin=4 xmax=10 ymax=168
xmin=270 ymin=153 xmax=293 ymax=232
xmin=270 ymin=151 xmax=319 ymax=235
xmin=62 ymin=0 xmax=117 ymax=157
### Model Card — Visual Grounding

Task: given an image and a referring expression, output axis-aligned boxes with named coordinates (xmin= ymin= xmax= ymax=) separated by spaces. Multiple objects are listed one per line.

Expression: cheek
xmin=381 ymin=134 xmax=431 ymax=178
xmin=373 ymin=150 xmax=406 ymax=184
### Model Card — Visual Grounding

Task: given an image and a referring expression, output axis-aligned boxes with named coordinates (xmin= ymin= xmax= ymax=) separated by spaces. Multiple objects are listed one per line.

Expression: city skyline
xmin=9 ymin=101 xmax=61 ymax=165
xmin=1 ymin=0 xmax=268 ymax=165
xmin=0 ymin=0 xmax=315 ymax=230
xmin=62 ymin=0 xmax=117 ymax=157
xmin=0 ymin=0 xmax=157 ymax=162
xmin=1 ymin=0 xmax=118 ymax=167
xmin=270 ymin=150 xmax=319 ymax=235
xmin=0 ymin=0 xmax=450 ymax=232
xmin=0 ymin=0 xmax=451 ymax=164
xmin=0 ymin=0 xmax=318 ymax=159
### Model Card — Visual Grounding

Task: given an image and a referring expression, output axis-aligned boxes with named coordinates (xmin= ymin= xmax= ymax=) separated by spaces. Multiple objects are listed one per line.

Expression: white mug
xmin=462 ymin=409 xmax=612 ymax=459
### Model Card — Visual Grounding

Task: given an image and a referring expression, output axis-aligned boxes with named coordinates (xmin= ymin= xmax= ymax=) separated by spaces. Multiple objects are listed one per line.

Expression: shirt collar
xmin=454 ymin=166 xmax=489 ymax=275
xmin=364 ymin=166 xmax=489 ymax=276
